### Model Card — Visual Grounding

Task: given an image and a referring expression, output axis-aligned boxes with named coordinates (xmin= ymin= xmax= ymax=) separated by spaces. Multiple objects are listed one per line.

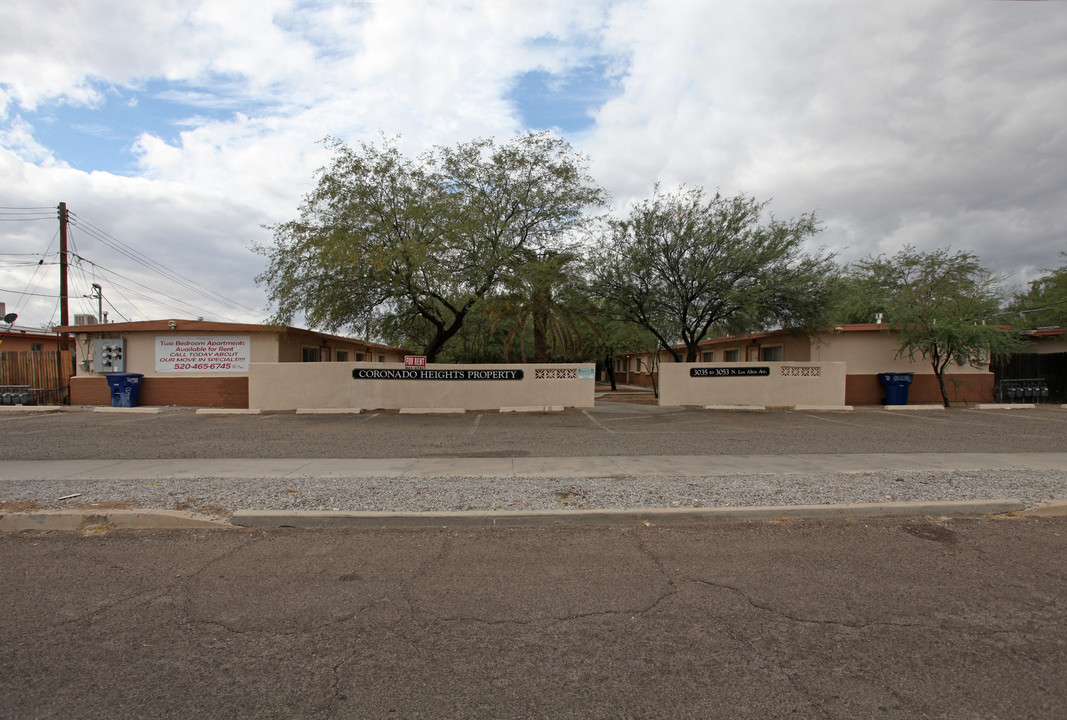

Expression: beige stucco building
xmin=56 ymin=319 xmax=407 ymax=408
xmin=614 ymin=323 xmax=997 ymax=405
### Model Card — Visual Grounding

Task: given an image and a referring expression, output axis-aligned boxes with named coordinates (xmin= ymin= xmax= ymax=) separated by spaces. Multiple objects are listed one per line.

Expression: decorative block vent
xmin=780 ymin=366 xmax=821 ymax=377
xmin=535 ymin=368 xmax=578 ymax=380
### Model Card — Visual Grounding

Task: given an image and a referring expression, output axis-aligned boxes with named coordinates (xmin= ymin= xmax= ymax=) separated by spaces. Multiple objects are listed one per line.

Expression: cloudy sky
xmin=2 ymin=0 xmax=1065 ymax=330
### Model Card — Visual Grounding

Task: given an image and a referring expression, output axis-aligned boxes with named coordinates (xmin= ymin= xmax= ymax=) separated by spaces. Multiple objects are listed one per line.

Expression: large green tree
xmin=1008 ymin=254 xmax=1067 ymax=329
xmin=256 ymin=132 xmax=606 ymax=361
xmin=843 ymin=246 xmax=1023 ymax=407
xmin=590 ymin=186 xmax=835 ymax=362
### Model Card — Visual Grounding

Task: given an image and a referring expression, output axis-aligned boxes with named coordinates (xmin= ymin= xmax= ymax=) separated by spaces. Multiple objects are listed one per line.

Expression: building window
xmin=760 ymin=345 xmax=783 ymax=361
xmin=31 ymin=343 xmax=43 ymax=352
xmin=701 ymin=351 xmax=713 ymax=362
xmin=356 ymin=353 xmax=364 ymax=362
xmin=336 ymin=351 xmax=348 ymax=362
xmin=378 ymin=355 xmax=385 ymax=363
xmin=302 ymin=347 xmax=318 ymax=362
xmin=722 ymin=349 xmax=739 ymax=362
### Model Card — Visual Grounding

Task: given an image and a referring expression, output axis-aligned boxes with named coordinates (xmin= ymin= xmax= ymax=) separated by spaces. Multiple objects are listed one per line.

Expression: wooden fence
xmin=0 ymin=351 xmax=73 ymax=405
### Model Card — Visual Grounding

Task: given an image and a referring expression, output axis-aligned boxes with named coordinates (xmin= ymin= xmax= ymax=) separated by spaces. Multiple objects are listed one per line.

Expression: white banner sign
xmin=156 ymin=336 xmax=250 ymax=373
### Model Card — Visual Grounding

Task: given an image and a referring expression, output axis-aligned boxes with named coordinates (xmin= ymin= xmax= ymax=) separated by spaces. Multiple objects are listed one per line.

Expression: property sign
xmin=156 ymin=336 xmax=250 ymax=373
xmin=578 ymin=368 xmax=595 ymax=380
xmin=690 ymin=366 xmax=770 ymax=378
xmin=404 ymin=355 xmax=427 ymax=367
xmin=353 ymin=368 xmax=524 ymax=380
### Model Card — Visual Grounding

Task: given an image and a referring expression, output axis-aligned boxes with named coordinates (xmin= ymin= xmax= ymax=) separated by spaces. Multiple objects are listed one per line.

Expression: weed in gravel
xmin=0 ymin=501 xmax=41 ymax=512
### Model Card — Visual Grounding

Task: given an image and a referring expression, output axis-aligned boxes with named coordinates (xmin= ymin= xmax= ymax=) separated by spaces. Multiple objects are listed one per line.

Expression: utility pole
xmin=58 ymin=202 xmax=69 ymax=328
xmin=56 ymin=202 xmax=70 ymax=405
xmin=91 ymin=283 xmax=103 ymax=324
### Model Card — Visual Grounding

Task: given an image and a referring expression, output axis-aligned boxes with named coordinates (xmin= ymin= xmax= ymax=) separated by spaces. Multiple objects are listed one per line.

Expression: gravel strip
xmin=3 ymin=469 xmax=1065 ymax=519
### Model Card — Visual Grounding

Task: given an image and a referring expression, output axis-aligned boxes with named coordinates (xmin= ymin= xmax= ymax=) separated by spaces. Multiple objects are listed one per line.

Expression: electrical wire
xmin=8 ymin=230 xmax=58 ymax=318
xmin=68 ymin=252 xmax=243 ymax=321
xmin=67 ymin=212 xmax=263 ymax=319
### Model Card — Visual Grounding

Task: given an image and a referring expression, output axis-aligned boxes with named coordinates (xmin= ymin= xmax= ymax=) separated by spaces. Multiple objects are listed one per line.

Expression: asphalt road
xmin=2 ymin=403 xmax=1066 ymax=459
xmin=2 ymin=517 xmax=1064 ymax=719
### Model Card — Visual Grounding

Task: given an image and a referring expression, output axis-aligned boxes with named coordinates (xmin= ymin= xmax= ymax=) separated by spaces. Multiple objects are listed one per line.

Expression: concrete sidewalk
xmin=4 ymin=452 xmax=1067 ymax=482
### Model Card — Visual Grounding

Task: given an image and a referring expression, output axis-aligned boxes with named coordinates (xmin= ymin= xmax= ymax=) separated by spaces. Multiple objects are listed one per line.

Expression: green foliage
xmin=844 ymin=246 xmax=1023 ymax=406
xmin=590 ymin=186 xmax=835 ymax=362
xmin=486 ymin=248 xmax=597 ymax=362
xmin=255 ymin=132 xmax=606 ymax=361
xmin=1008 ymin=254 xmax=1067 ymax=329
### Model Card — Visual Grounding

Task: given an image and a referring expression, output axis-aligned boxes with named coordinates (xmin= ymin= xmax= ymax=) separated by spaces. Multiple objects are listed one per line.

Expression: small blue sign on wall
xmin=578 ymin=368 xmax=595 ymax=380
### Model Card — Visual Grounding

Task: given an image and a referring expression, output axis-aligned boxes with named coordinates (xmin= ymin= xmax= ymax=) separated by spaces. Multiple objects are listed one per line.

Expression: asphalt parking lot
xmin=2 ymin=403 xmax=1065 ymax=460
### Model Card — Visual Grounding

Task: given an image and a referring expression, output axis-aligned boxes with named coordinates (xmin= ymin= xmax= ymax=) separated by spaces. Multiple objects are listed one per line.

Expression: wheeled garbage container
xmin=105 ymin=373 xmax=144 ymax=408
xmin=877 ymin=372 xmax=914 ymax=406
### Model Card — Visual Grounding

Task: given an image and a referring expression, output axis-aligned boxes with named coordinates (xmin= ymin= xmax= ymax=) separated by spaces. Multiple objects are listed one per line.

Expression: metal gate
xmin=992 ymin=352 xmax=1067 ymax=403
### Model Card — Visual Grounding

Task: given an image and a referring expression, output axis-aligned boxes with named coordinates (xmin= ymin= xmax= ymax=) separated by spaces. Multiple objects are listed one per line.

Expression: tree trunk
xmin=933 ymin=359 xmax=951 ymax=408
xmin=423 ymin=310 xmax=468 ymax=362
xmin=604 ymin=353 xmax=617 ymax=391
xmin=533 ymin=306 xmax=549 ymax=363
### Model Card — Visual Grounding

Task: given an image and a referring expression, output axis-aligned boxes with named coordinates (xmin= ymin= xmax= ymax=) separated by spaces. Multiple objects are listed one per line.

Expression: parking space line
xmin=468 ymin=413 xmax=483 ymax=436
xmin=582 ymin=410 xmax=617 ymax=433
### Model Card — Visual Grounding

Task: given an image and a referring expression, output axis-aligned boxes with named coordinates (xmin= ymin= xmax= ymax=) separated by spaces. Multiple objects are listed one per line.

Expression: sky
xmin=2 ymin=0 xmax=1065 ymax=330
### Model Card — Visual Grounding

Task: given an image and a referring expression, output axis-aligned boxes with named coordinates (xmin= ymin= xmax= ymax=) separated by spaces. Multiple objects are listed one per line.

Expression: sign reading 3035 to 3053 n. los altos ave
xmin=156 ymin=336 xmax=250 ymax=373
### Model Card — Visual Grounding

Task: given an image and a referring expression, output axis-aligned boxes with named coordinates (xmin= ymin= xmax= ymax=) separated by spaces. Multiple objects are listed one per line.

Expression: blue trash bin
xmin=877 ymin=372 xmax=914 ymax=406
xmin=105 ymin=373 xmax=144 ymax=408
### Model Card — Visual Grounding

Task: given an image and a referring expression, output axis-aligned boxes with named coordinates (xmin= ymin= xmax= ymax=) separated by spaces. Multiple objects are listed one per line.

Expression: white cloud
xmin=1 ymin=0 xmax=1065 ymax=328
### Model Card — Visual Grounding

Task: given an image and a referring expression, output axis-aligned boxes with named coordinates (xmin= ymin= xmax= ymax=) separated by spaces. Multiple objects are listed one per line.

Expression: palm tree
xmin=491 ymin=249 xmax=596 ymax=362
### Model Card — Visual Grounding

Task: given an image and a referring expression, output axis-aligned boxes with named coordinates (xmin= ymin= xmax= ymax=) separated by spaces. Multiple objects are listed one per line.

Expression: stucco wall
xmin=811 ymin=331 xmax=988 ymax=375
xmin=249 ymin=363 xmax=596 ymax=411
xmin=658 ymin=363 xmax=846 ymax=408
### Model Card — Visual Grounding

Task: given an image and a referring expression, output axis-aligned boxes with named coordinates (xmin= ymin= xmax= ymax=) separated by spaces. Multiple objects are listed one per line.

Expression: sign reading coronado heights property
xmin=353 ymin=368 xmax=524 ymax=380
xmin=690 ymin=366 xmax=770 ymax=378
xmin=156 ymin=336 xmax=251 ymax=373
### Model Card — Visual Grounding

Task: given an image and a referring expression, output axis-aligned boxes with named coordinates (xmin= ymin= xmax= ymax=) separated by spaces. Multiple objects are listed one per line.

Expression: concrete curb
xmin=0 ymin=406 xmax=61 ymax=413
xmin=0 ymin=509 xmax=236 ymax=532
xmin=93 ymin=406 xmax=162 ymax=414
xmin=295 ymin=408 xmax=364 ymax=414
xmin=1019 ymin=500 xmax=1067 ymax=518
xmin=230 ymin=499 xmax=1027 ymax=530
xmin=703 ymin=404 xmax=765 ymax=411
xmin=882 ymin=405 xmax=945 ymax=411
xmin=5 ymin=501 xmax=1061 ymax=533
xmin=973 ymin=404 xmax=1036 ymax=411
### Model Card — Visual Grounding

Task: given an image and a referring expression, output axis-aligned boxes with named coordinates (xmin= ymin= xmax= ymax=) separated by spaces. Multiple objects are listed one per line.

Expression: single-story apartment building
xmin=613 ymin=323 xmax=999 ymax=405
xmin=55 ymin=319 xmax=407 ymax=408
xmin=0 ymin=323 xmax=72 ymax=354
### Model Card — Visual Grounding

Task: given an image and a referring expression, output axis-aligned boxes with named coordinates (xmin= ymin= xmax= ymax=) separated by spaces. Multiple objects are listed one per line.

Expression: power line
xmin=0 ymin=287 xmax=58 ymax=298
xmin=8 ymin=229 xmax=59 ymax=318
xmin=66 ymin=212 xmax=263 ymax=319
xmin=68 ymin=252 xmax=249 ymax=321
